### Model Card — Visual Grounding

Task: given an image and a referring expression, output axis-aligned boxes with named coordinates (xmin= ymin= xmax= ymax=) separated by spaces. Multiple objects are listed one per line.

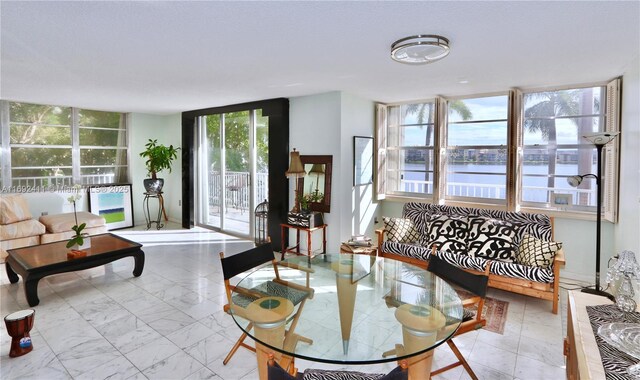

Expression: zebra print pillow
xmin=383 ymin=217 xmax=421 ymax=243
xmin=424 ymin=214 xmax=469 ymax=255
xmin=515 ymin=234 xmax=562 ymax=268
xmin=467 ymin=217 xmax=518 ymax=262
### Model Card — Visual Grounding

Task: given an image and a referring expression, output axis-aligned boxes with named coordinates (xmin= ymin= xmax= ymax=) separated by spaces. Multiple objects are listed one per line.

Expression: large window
xmin=385 ymin=101 xmax=436 ymax=198
xmin=445 ymin=95 xmax=509 ymax=203
xmin=1 ymin=101 xmax=128 ymax=188
xmin=377 ymin=80 xmax=620 ymax=220
xmin=521 ymin=87 xmax=605 ymax=210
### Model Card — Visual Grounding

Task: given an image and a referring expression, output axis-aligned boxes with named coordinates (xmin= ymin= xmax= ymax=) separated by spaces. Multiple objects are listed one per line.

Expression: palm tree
xmin=404 ymin=100 xmax=472 ymax=188
xmin=524 ymin=92 xmax=580 ymax=194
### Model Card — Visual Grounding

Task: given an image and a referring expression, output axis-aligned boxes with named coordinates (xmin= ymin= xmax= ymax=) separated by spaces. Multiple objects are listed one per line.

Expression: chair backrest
xmin=267 ymin=355 xmax=408 ymax=380
xmin=427 ymin=254 xmax=489 ymax=298
xmin=220 ymin=243 xmax=275 ymax=280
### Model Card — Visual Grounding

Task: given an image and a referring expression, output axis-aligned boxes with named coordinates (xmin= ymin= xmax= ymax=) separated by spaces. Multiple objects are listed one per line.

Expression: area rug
xmin=457 ymin=291 xmax=509 ymax=335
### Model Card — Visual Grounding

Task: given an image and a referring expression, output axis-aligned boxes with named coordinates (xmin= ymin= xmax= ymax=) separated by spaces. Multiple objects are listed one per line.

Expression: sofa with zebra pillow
xmin=376 ymin=202 xmax=565 ymax=314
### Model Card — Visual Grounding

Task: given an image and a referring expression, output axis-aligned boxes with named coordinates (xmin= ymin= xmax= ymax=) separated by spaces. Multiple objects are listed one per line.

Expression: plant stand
xmin=143 ymin=192 xmax=166 ymax=230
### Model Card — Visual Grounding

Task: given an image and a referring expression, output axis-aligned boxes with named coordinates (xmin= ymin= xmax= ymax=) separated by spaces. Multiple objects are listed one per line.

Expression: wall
xmin=289 ymin=91 xmax=376 ymax=251
xmin=129 ymin=113 xmax=182 ymax=226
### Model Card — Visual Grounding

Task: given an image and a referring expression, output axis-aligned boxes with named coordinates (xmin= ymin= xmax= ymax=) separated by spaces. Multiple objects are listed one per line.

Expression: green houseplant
xmin=139 ymin=139 xmax=180 ymax=193
xmin=66 ymin=188 xmax=89 ymax=250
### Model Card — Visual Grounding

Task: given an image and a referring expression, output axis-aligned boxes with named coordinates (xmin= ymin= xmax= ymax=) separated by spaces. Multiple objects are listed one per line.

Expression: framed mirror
xmin=297 ymin=155 xmax=332 ymax=213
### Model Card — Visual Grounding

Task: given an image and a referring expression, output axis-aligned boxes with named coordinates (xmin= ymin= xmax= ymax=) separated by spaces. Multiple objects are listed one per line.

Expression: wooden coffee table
xmin=5 ymin=233 xmax=144 ymax=306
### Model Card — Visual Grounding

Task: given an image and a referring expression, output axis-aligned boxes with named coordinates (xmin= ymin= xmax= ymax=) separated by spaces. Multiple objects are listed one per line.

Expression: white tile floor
xmin=0 ymin=225 xmax=570 ymax=379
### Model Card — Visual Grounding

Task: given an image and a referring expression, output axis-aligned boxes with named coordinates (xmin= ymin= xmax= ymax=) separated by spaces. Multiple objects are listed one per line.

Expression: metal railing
xmin=9 ymin=174 xmax=116 ymax=189
xmin=208 ymin=171 xmax=269 ymax=211
xmin=400 ymin=179 xmax=596 ymax=205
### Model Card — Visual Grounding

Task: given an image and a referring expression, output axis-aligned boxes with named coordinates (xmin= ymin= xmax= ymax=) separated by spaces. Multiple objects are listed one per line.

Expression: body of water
xmin=401 ymin=163 xmax=597 ymax=203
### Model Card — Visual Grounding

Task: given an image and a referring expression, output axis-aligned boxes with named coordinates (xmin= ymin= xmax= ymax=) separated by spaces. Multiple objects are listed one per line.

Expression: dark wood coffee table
xmin=5 ymin=233 xmax=144 ymax=306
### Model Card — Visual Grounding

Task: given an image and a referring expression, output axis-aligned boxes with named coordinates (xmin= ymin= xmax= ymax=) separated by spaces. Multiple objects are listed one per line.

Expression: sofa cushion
xmin=0 ymin=219 xmax=45 ymax=240
xmin=0 ymin=195 xmax=33 ymax=225
xmin=39 ymin=212 xmax=106 ymax=233
xmin=467 ymin=217 xmax=518 ymax=262
xmin=424 ymin=214 xmax=468 ymax=255
xmin=381 ymin=241 xmax=431 ymax=261
xmin=383 ymin=217 xmax=420 ymax=243
xmin=515 ymin=234 xmax=562 ymax=269
xmin=437 ymin=250 xmax=554 ymax=283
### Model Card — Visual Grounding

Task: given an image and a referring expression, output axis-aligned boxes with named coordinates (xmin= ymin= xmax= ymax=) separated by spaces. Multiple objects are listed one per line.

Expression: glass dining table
xmin=229 ymin=253 xmax=463 ymax=379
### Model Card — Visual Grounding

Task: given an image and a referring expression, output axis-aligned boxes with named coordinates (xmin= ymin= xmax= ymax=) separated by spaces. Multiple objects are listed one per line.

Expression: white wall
xmin=615 ymin=55 xmax=640 ymax=254
xmin=129 ymin=112 xmax=182 ymax=226
xmin=289 ymin=91 xmax=376 ymax=251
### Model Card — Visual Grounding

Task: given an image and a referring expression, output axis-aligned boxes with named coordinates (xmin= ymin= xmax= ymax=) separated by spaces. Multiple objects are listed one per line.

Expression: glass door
xmin=196 ymin=109 xmax=268 ymax=237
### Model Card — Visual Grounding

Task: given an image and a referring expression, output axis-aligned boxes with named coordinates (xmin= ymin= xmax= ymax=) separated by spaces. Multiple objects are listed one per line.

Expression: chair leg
xmin=446 ymin=340 xmax=478 ymax=380
xmin=223 ymin=324 xmax=256 ymax=365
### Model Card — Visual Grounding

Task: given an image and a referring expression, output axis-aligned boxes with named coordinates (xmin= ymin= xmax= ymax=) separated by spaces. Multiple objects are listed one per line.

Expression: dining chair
xmin=219 ymin=243 xmax=314 ymax=366
xmin=267 ymin=354 xmax=409 ymax=380
xmin=426 ymin=250 xmax=491 ymax=380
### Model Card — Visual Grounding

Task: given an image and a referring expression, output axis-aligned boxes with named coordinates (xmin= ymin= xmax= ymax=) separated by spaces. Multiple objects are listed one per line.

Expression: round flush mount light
xmin=390 ymin=35 xmax=450 ymax=65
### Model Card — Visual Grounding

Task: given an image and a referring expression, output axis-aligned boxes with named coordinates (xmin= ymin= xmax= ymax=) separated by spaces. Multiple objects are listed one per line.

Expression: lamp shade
xmin=583 ymin=132 xmax=620 ymax=146
xmin=606 ymin=250 xmax=640 ymax=284
xmin=285 ymin=149 xmax=305 ymax=178
xmin=308 ymin=164 xmax=325 ymax=175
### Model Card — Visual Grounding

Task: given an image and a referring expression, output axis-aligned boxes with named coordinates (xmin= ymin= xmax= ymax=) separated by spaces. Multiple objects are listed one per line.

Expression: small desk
xmin=143 ymin=192 xmax=166 ymax=230
xmin=565 ymin=291 xmax=613 ymax=380
xmin=280 ymin=223 xmax=327 ymax=260
xmin=230 ymin=254 xmax=462 ymax=379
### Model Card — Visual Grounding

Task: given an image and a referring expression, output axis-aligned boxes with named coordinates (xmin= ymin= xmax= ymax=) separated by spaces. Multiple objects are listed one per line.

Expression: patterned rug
xmin=457 ymin=291 xmax=510 ymax=334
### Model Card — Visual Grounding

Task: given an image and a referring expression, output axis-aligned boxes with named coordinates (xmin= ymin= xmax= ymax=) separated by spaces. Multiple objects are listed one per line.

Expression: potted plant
xmin=66 ymin=188 xmax=90 ymax=253
xmin=139 ymin=139 xmax=180 ymax=194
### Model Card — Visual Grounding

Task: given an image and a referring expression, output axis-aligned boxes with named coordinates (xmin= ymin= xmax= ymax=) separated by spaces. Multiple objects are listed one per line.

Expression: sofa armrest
xmin=554 ymin=248 xmax=566 ymax=266
xmin=375 ymin=228 xmax=385 ymax=251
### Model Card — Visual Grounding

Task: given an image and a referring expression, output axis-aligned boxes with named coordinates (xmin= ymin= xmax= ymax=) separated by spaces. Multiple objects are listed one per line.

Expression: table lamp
xmin=605 ymin=250 xmax=640 ymax=313
xmin=308 ymin=163 xmax=325 ymax=200
xmin=285 ymin=148 xmax=305 ymax=213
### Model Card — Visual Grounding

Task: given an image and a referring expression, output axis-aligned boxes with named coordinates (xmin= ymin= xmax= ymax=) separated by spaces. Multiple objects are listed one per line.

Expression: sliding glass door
xmin=196 ymin=109 xmax=268 ymax=237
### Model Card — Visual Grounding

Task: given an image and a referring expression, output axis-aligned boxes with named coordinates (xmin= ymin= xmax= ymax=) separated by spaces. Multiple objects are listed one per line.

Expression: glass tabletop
xmin=230 ymin=253 xmax=462 ymax=364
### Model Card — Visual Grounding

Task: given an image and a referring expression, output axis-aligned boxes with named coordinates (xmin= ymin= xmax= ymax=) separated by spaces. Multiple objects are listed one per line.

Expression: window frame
xmin=0 ymin=100 xmax=129 ymax=188
xmin=376 ymin=79 xmax=621 ymax=221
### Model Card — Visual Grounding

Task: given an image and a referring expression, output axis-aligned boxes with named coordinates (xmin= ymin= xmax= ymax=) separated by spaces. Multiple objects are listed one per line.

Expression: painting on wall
xmin=88 ymin=184 xmax=134 ymax=230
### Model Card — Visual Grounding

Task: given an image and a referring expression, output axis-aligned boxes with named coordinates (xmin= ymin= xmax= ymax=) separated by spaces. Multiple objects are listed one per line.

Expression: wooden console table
xmin=280 ymin=223 xmax=327 ymax=260
xmin=565 ymin=290 xmax=613 ymax=380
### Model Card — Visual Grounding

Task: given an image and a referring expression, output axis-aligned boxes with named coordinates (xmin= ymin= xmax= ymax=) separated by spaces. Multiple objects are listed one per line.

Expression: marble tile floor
xmin=0 ymin=227 xmax=571 ymax=380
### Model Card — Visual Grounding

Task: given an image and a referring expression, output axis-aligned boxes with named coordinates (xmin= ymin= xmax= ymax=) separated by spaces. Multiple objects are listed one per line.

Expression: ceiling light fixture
xmin=390 ymin=35 xmax=450 ymax=65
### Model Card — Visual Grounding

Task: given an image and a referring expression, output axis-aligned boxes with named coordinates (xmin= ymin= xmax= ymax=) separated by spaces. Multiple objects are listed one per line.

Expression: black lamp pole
xmin=581 ymin=143 xmax=615 ymax=300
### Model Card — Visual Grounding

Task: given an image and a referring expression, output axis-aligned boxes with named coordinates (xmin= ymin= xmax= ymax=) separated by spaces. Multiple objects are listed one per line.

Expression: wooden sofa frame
xmin=375 ymin=221 xmax=566 ymax=314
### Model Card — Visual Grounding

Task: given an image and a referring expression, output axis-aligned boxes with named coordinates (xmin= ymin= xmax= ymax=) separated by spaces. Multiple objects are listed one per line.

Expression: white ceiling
xmin=1 ymin=1 xmax=639 ymax=115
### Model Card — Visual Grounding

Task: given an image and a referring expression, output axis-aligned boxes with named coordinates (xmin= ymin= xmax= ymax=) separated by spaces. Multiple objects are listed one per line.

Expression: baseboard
xmin=560 ymin=271 xmax=593 ymax=285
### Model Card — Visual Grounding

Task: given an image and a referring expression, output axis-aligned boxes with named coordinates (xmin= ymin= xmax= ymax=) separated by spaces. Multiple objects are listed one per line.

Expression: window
xmin=521 ymin=86 xmax=606 ymax=210
xmin=376 ymin=79 xmax=620 ymax=220
xmin=445 ymin=95 xmax=509 ymax=203
xmin=385 ymin=101 xmax=437 ymax=198
xmin=1 ymin=101 xmax=128 ymax=188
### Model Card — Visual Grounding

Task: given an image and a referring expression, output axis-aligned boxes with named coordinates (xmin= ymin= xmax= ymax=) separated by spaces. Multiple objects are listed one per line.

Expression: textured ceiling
xmin=1 ymin=1 xmax=638 ymax=115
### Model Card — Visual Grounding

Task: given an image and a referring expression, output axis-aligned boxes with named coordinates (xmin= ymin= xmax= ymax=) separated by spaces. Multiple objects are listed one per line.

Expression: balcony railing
xmin=10 ymin=174 xmax=116 ymax=189
xmin=400 ymin=179 xmax=596 ymax=206
xmin=207 ymin=171 xmax=269 ymax=212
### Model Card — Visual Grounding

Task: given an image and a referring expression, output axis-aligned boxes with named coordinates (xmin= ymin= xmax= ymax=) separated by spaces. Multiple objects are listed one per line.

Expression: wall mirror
xmin=297 ymin=155 xmax=332 ymax=213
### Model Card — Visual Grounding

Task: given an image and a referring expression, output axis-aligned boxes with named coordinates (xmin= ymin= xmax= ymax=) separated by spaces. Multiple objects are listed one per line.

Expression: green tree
xmin=524 ymin=92 xmax=580 ymax=192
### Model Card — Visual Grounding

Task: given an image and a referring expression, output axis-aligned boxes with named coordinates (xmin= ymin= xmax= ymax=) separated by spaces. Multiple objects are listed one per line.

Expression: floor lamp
xmin=567 ymin=132 xmax=619 ymax=300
